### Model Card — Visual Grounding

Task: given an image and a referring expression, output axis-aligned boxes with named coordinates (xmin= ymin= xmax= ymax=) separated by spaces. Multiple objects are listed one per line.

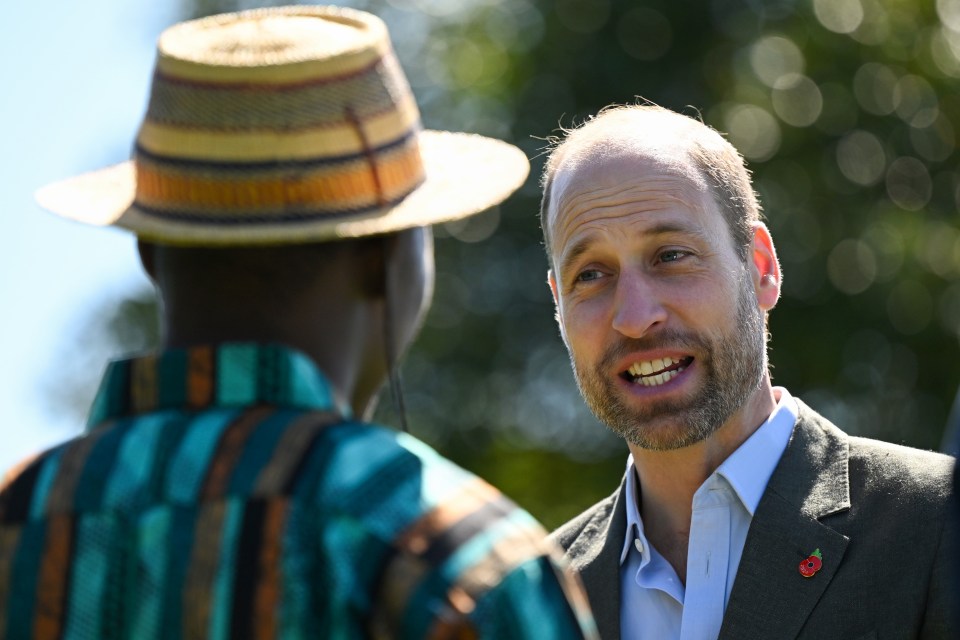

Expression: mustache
xmin=598 ymin=329 xmax=708 ymax=370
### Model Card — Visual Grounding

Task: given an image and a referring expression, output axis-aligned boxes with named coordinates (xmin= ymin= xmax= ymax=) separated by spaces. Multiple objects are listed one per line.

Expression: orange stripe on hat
xmin=134 ymin=136 xmax=424 ymax=216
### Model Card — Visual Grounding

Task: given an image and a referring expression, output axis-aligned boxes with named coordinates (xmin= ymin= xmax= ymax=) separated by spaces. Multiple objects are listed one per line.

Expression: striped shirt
xmin=0 ymin=343 xmax=597 ymax=639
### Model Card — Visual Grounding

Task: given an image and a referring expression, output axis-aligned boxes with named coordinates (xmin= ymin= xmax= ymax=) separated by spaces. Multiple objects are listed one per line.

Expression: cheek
xmin=558 ymin=296 xmax=607 ymax=350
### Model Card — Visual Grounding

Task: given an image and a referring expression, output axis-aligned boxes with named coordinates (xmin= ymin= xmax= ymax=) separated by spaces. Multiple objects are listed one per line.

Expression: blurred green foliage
xmin=53 ymin=0 xmax=960 ymax=529
xmin=371 ymin=0 xmax=960 ymax=526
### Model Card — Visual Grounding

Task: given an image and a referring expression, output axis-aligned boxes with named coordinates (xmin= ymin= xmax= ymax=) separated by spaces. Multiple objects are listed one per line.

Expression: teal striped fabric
xmin=0 ymin=344 xmax=597 ymax=639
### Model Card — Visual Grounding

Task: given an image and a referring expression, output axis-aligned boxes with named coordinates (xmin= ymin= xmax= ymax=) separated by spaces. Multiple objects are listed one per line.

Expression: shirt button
xmin=634 ymin=538 xmax=644 ymax=553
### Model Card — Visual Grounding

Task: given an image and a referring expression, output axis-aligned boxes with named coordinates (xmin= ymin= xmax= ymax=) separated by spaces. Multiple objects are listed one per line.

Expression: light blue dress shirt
xmin=619 ymin=387 xmax=798 ymax=640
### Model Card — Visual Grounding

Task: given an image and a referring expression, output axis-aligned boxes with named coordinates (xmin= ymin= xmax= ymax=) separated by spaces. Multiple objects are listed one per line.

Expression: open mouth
xmin=620 ymin=356 xmax=694 ymax=387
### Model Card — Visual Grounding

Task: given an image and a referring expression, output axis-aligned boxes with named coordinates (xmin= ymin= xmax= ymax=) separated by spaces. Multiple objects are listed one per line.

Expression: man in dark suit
xmin=539 ymin=104 xmax=957 ymax=639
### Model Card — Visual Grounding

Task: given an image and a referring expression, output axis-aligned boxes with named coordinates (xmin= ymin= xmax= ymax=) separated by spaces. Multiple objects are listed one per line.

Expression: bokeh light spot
xmin=836 ymin=130 xmax=886 ymax=186
xmin=772 ymin=73 xmax=823 ymax=127
xmin=893 ymin=74 xmax=939 ymax=127
xmin=828 ymin=238 xmax=877 ymax=294
xmin=750 ymin=35 xmax=804 ymax=87
xmin=723 ymin=104 xmax=781 ymax=161
xmin=917 ymin=221 xmax=960 ymax=278
xmin=484 ymin=1 xmax=546 ymax=53
xmin=937 ymin=0 xmax=960 ymax=32
xmin=448 ymin=40 xmax=486 ymax=88
xmin=931 ymin=26 xmax=960 ymax=77
xmin=886 ymin=157 xmax=933 ymax=211
xmin=443 ymin=206 xmax=500 ymax=243
xmin=851 ymin=0 xmax=892 ymax=46
xmin=813 ymin=0 xmax=864 ymax=34
xmin=853 ymin=62 xmax=898 ymax=115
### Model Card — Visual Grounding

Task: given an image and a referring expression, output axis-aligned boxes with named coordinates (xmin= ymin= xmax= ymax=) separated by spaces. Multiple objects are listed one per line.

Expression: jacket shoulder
xmin=794 ymin=399 xmax=954 ymax=510
xmin=846 ymin=434 xmax=954 ymax=498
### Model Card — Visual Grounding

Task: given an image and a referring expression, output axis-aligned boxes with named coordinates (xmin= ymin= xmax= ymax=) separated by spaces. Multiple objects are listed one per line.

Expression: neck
xmin=628 ymin=378 xmax=778 ymax=580
xmin=161 ymin=296 xmax=381 ymax=418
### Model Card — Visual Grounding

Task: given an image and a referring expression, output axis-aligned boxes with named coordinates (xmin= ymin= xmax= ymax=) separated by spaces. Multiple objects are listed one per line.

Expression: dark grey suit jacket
xmin=551 ymin=400 xmax=958 ymax=639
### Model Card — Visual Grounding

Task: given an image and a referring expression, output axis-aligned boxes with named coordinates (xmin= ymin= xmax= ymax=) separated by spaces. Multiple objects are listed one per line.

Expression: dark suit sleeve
xmin=921 ymin=463 xmax=960 ymax=637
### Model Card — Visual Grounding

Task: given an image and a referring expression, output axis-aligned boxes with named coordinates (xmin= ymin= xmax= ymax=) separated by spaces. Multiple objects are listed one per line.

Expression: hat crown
xmin=134 ymin=5 xmax=425 ymax=230
xmin=163 ymin=14 xmax=367 ymax=65
xmin=156 ymin=8 xmax=384 ymax=78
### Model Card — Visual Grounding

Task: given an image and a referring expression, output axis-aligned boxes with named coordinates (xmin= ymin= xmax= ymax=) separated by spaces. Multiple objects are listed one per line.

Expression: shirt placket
xmin=680 ymin=479 xmax=732 ymax=640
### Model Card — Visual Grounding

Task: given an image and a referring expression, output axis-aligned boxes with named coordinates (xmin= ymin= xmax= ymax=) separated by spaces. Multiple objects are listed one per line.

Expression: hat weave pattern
xmin=134 ymin=24 xmax=424 ymax=223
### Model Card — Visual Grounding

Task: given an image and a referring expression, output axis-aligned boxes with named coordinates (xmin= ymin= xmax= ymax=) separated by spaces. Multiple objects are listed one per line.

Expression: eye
xmin=659 ymin=249 xmax=691 ymax=263
xmin=575 ymin=269 xmax=605 ymax=283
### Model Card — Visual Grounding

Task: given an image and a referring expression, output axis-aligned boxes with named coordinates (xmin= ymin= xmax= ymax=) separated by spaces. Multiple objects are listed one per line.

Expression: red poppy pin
xmin=798 ymin=548 xmax=823 ymax=578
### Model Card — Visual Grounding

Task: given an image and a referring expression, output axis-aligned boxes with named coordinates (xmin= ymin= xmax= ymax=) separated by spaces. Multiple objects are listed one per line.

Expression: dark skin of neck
xmin=138 ymin=238 xmax=394 ymax=420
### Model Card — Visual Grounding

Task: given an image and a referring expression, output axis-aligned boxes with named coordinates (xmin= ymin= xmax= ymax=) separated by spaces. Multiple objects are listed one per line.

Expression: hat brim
xmin=35 ymin=130 xmax=530 ymax=246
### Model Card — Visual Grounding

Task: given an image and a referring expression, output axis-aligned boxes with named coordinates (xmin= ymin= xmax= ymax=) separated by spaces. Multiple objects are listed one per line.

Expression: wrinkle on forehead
xmin=547 ymin=139 xmax=711 ymax=251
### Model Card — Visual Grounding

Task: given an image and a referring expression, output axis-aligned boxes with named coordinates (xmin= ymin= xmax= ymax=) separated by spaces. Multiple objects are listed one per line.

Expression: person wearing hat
xmin=0 ymin=6 xmax=597 ymax=639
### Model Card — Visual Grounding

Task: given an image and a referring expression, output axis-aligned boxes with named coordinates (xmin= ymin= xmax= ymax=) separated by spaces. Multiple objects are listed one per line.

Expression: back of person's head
xmin=139 ymin=228 xmax=435 ymax=415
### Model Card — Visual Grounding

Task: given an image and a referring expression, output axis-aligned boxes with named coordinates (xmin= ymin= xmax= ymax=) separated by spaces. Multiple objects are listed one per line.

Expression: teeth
xmin=627 ymin=356 xmax=686 ymax=387
xmin=638 ymin=366 xmax=686 ymax=387
xmin=627 ymin=357 xmax=684 ymax=380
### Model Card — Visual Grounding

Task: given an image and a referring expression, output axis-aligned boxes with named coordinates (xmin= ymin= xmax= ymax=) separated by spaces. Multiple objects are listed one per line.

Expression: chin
xmin=620 ymin=419 xmax=717 ymax=452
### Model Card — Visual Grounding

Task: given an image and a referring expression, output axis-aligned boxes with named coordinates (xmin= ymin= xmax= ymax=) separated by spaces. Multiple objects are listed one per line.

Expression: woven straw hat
xmin=36 ymin=5 xmax=529 ymax=246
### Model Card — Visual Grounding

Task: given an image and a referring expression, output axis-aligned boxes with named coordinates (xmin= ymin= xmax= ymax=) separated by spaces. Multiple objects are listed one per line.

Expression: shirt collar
xmin=87 ymin=342 xmax=351 ymax=427
xmin=715 ymin=387 xmax=797 ymax=516
xmin=621 ymin=462 xmax=648 ymax=565
xmin=619 ymin=387 xmax=797 ymax=565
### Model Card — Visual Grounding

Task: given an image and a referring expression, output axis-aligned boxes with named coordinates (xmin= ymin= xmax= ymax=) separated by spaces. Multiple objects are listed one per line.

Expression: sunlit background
xmin=4 ymin=0 xmax=959 ymax=527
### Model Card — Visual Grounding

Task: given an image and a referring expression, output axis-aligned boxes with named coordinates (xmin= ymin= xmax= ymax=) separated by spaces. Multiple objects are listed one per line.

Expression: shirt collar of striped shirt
xmin=86 ymin=342 xmax=352 ymax=427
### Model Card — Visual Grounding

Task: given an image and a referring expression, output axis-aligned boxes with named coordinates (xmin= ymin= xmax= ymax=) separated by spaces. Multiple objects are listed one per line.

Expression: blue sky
xmin=0 ymin=1 xmax=183 ymax=473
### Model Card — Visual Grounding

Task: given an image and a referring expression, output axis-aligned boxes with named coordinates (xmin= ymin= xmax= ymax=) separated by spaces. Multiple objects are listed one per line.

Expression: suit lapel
xmin=719 ymin=402 xmax=852 ymax=639
xmin=565 ymin=477 xmax=629 ymax=640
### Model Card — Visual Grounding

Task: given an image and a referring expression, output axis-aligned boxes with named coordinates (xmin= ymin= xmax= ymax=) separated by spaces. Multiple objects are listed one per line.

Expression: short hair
xmin=539 ymin=104 xmax=762 ymax=264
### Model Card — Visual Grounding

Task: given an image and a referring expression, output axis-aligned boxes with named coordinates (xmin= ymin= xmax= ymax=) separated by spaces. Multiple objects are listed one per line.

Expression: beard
xmin=569 ymin=273 xmax=767 ymax=451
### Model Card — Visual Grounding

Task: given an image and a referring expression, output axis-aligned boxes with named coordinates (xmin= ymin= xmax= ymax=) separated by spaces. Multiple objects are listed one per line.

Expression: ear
xmin=750 ymin=222 xmax=781 ymax=311
xmin=137 ymin=239 xmax=158 ymax=281
xmin=358 ymin=235 xmax=390 ymax=299
xmin=547 ymin=269 xmax=569 ymax=346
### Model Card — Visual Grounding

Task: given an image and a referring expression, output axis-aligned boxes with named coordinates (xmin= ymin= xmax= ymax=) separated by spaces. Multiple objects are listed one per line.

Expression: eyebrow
xmin=556 ymin=221 xmax=702 ymax=281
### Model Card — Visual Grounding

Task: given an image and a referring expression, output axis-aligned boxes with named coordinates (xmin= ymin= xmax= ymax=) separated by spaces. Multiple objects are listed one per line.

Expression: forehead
xmin=546 ymin=139 xmax=716 ymax=252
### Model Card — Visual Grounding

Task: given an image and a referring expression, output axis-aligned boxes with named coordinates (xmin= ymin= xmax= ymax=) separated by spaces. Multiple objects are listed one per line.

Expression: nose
xmin=611 ymin=270 xmax=668 ymax=339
